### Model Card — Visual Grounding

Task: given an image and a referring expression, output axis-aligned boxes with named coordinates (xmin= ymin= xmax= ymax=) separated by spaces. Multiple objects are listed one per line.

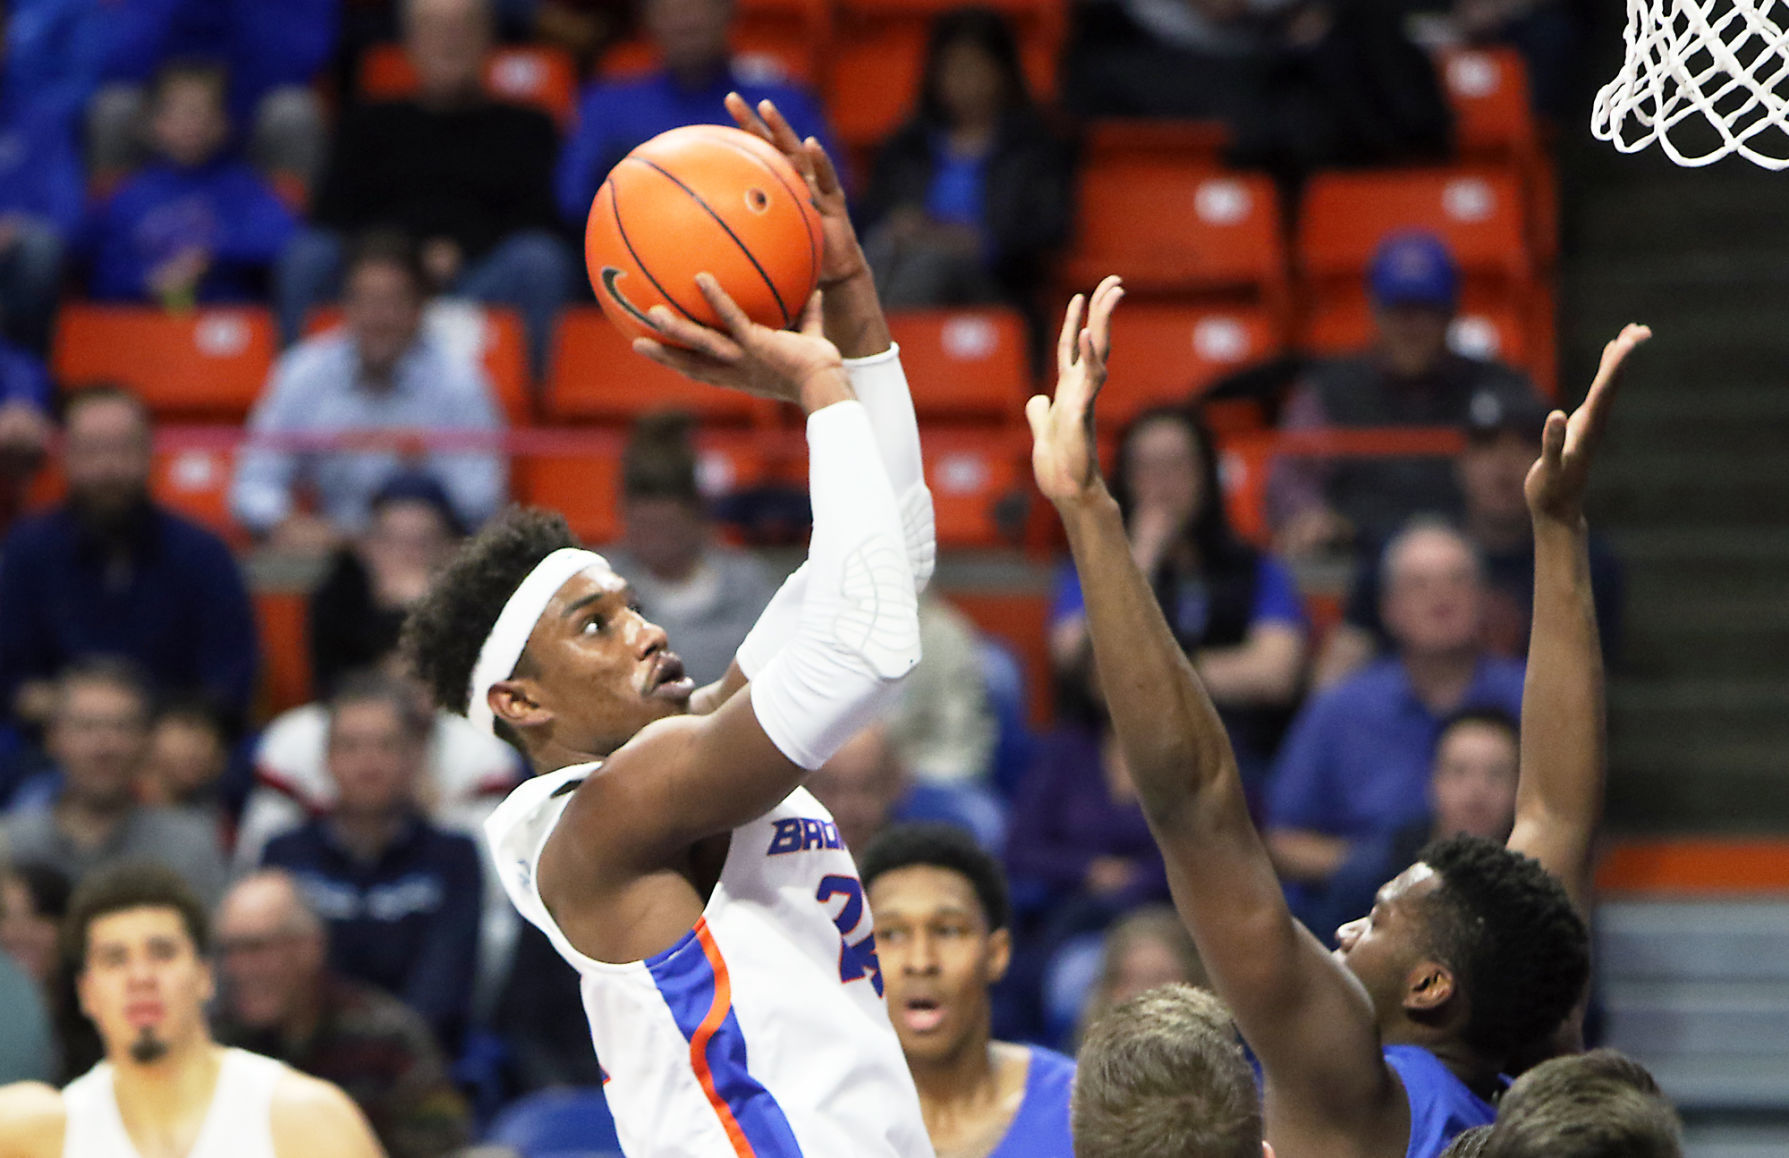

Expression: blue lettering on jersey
xmin=817 ymin=874 xmax=883 ymax=995
xmin=766 ymin=817 xmax=845 ymax=855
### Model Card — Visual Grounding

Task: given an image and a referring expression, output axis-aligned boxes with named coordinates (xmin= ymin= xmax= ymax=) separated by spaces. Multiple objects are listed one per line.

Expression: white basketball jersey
xmin=486 ymin=764 xmax=936 ymax=1158
xmin=61 ymin=1047 xmax=284 ymax=1158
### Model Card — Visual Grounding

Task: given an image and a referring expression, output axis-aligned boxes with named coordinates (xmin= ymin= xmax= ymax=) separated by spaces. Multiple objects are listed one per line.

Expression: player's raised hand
xmin=726 ymin=93 xmax=867 ymax=286
xmin=1526 ymin=322 xmax=1651 ymax=524
xmin=1026 ymin=276 xmax=1124 ymax=506
xmin=634 ymin=273 xmax=848 ymax=411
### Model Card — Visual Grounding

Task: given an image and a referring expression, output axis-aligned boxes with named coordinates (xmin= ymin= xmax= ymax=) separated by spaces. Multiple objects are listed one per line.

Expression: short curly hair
xmin=858 ymin=822 xmax=1011 ymax=932
xmin=1416 ymin=834 xmax=1590 ymax=1063
xmin=400 ymin=507 xmax=580 ymax=742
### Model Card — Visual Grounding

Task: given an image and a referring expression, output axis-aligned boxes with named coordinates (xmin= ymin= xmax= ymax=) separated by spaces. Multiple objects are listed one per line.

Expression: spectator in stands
xmin=78 ymin=0 xmax=334 ymax=182
xmin=85 ymin=60 xmax=298 ymax=309
xmin=0 ymin=386 xmax=260 ymax=727
xmin=281 ymin=0 xmax=571 ymax=374
xmin=1314 ymin=393 xmax=1623 ymax=687
xmin=860 ymin=823 xmax=1076 ymax=1158
xmin=0 ymin=932 xmax=53 ymax=1084
xmin=1 ymin=659 xmax=230 ymax=907
xmin=1263 ymin=519 xmax=1524 ymax=921
xmin=0 ymin=1 xmax=84 ymax=354
xmin=0 ymin=862 xmax=69 ymax=992
xmin=309 ymin=474 xmax=465 ymax=698
xmin=1301 ymin=705 xmax=1519 ymax=942
xmin=1051 ymin=406 xmax=1306 ymax=783
xmin=555 ymin=0 xmax=835 ymax=225
xmin=234 ymin=232 xmax=507 ymax=556
xmin=259 ymin=672 xmax=486 ymax=1050
xmin=213 ymin=870 xmax=473 ymax=1158
xmin=139 ymin=697 xmax=235 ymax=823
xmin=605 ymin=411 xmax=776 ymax=687
xmin=860 ymin=7 xmax=1073 ymax=317
xmin=1271 ymin=231 xmax=1542 ymax=560
xmin=1477 ymin=1048 xmax=1682 ymax=1157
xmin=887 ymin=594 xmax=998 ymax=787
xmin=808 ymin=723 xmax=1007 ymax=856
xmin=1073 ymin=906 xmax=1206 ymax=1047
xmin=1403 ymin=0 xmax=1584 ymax=118
xmin=0 ymin=336 xmax=52 ymax=532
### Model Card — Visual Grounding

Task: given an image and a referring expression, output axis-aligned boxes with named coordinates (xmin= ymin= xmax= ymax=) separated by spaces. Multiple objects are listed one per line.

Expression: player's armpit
xmin=0 ymin=1083 xmax=65 ymax=1158
xmin=270 ymin=1071 xmax=386 ymax=1158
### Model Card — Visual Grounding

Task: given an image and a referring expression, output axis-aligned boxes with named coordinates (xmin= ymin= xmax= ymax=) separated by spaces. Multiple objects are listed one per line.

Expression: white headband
xmin=466 ymin=547 xmax=609 ymax=736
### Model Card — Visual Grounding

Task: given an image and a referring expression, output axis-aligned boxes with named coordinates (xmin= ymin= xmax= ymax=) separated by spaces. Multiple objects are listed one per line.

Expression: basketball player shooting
xmin=401 ymin=98 xmax=938 ymax=1158
xmin=0 ymin=864 xmax=383 ymax=1158
xmin=1027 ymin=277 xmax=1647 ymax=1158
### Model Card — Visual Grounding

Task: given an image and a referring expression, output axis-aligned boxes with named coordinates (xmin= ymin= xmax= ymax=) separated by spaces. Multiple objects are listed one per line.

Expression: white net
xmin=1594 ymin=0 xmax=1789 ymax=168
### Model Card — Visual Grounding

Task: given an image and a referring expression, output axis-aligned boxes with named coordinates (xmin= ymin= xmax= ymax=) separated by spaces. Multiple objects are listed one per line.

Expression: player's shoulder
xmin=0 ymin=1082 xmax=66 ymax=1158
xmin=269 ymin=1069 xmax=381 ymax=1157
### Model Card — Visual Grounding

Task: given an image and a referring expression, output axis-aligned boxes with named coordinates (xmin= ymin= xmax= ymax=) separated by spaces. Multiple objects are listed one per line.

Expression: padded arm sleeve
xmin=750 ymin=401 xmax=921 ymax=770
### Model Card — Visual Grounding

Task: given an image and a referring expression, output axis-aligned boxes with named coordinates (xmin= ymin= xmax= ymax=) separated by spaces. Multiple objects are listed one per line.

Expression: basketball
xmin=584 ymin=124 xmax=824 ymax=346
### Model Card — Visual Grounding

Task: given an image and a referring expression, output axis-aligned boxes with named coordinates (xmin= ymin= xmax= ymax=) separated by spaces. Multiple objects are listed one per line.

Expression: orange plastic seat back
xmin=1441 ymin=48 xmax=1538 ymax=162
xmin=547 ymin=308 xmax=771 ymax=426
xmin=1102 ymin=304 xmax=1278 ymax=425
xmin=255 ymin=590 xmax=314 ymax=717
xmin=1212 ymin=428 xmax=1276 ymax=545
xmin=513 ymin=435 xmax=625 ymax=545
xmin=1067 ymin=170 xmax=1287 ymax=297
xmin=1298 ymin=167 xmax=1531 ymax=288
xmin=53 ymin=306 xmax=276 ymax=420
xmin=360 ymin=43 xmax=579 ymax=124
xmin=886 ymin=308 xmax=1031 ymax=423
xmin=152 ymin=437 xmax=241 ymax=542
xmin=921 ymin=428 xmax=1029 ymax=548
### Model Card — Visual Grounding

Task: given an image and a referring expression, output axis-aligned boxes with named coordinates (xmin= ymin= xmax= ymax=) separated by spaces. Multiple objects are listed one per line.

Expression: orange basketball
xmin=585 ymin=124 xmax=823 ymax=346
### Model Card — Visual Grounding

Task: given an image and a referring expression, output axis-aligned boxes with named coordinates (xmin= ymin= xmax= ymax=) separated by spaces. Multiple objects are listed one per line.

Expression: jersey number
xmin=816 ymin=875 xmax=883 ymax=996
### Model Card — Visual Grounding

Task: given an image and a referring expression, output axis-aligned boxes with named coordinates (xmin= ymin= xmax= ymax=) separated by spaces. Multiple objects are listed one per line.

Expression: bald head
xmin=806 ymin=723 xmax=906 ymax=853
xmin=215 ymin=871 xmax=327 ymax=1032
xmin=1380 ymin=520 xmax=1486 ymax=658
xmin=218 ymin=871 xmax=323 ymax=941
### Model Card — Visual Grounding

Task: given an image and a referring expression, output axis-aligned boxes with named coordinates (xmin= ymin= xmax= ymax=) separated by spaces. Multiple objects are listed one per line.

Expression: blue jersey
xmin=1384 ymin=1045 xmax=1497 ymax=1158
xmin=989 ymin=1047 xmax=1075 ymax=1158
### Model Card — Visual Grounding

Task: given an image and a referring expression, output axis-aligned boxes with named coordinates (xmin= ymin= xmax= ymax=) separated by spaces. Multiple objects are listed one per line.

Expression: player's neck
xmin=915 ymin=1037 xmax=1029 ymax=1158
xmin=111 ymin=1037 xmax=223 ymax=1119
xmin=1382 ymin=1022 xmax=1501 ymax=1095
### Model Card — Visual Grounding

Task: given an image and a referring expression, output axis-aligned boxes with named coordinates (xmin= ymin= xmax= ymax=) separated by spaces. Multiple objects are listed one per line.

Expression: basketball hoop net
xmin=1594 ymin=0 xmax=1789 ymax=169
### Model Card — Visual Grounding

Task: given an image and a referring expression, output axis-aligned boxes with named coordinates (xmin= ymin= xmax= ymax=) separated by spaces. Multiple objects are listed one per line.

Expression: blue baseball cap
xmin=1368 ymin=232 xmax=1459 ymax=310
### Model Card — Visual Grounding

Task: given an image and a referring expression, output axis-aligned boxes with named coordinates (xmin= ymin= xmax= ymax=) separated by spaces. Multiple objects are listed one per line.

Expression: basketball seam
xmin=609 ymin=174 xmax=704 ymax=327
xmin=633 ymin=157 xmax=794 ymax=328
xmin=702 ymin=136 xmax=823 ymax=297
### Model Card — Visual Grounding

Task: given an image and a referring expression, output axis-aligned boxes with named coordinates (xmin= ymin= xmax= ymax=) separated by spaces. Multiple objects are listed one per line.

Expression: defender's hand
xmin=1026 ymin=277 xmax=1124 ymax=506
xmin=1526 ymin=323 xmax=1650 ymax=525
xmin=634 ymin=274 xmax=849 ymax=412
xmin=726 ymin=93 xmax=868 ymax=287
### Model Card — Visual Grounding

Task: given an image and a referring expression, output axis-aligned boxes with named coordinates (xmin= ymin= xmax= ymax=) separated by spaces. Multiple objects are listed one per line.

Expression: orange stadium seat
xmin=546 ymin=308 xmax=772 ymax=426
xmin=1101 ymin=303 xmax=1279 ymax=425
xmin=921 ymin=427 xmax=1030 ymax=548
xmin=513 ymin=435 xmax=625 ymax=545
xmin=307 ymin=304 xmax=533 ymax=424
xmin=1084 ymin=119 xmax=1228 ymax=170
xmin=600 ymin=24 xmax=822 ymax=84
xmin=885 ymin=308 xmax=1031 ymax=423
xmin=829 ymin=0 xmax=1063 ymax=147
xmin=1299 ymin=290 xmax=1529 ymax=368
xmin=1440 ymin=48 xmax=1538 ymax=164
xmin=1212 ymin=428 xmax=1276 ymax=545
xmin=152 ymin=438 xmax=241 ymax=542
xmin=1064 ymin=169 xmax=1288 ymax=302
xmin=359 ymin=43 xmax=580 ymax=124
xmin=53 ymin=305 xmax=276 ymax=420
xmin=1297 ymin=166 xmax=1532 ymax=288
xmin=254 ymin=590 xmax=313 ymax=716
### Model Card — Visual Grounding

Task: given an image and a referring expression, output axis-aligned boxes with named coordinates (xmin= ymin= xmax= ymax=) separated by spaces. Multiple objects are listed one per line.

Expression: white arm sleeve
xmin=750 ymin=401 xmax=920 ymax=770
xmin=735 ymin=344 xmax=934 ymax=679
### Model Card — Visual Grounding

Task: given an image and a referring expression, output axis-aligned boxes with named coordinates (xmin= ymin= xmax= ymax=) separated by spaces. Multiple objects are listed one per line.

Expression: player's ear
xmin=488 ymin=678 xmax=550 ymax=733
xmin=1403 ymin=958 xmax=1457 ymax=1014
xmin=985 ymin=926 xmax=1012 ymax=984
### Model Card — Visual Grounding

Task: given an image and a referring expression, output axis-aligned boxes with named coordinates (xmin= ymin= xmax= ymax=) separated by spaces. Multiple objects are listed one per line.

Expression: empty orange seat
xmin=53 ymin=306 xmax=276 ymax=420
xmin=254 ymin=590 xmax=313 ymax=716
xmin=1102 ymin=304 xmax=1279 ymax=425
xmin=886 ymin=308 xmax=1031 ymax=423
xmin=1297 ymin=167 xmax=1532 ymax=287
xmin=1441 ymin=48 xmax=1538 ymax=163
xmin=1065 ymin=169 xmax=1287 ymax=300
xmin=921 ymin=428 xmax=1029 ymax=548
xmin=308 ymin=305 xmax=533 ymax=425
xmin=546 ymin=308 xmax=772 ymax=426
xmin=359 ymin=43 xmax=580 ymax=124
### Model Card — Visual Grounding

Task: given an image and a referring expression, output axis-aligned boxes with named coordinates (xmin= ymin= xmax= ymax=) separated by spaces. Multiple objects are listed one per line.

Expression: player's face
xmin=514 ymin=566 xmax=696 ymax=755
xmin=871 ymin=865 xmax=1009 ymax=1066
xmin=78 ymin=907 xmax=213 ymax=1066
xmin=1333 ymin=862 xmax=1442 ymax=1022
xmin=1430 ymin=723 xmax=1518 ymax=842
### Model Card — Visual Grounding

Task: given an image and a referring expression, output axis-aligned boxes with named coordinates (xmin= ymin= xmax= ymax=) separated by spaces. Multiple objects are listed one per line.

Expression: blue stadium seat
xmin=485 ymin=1087 xmax=623 ymax=1158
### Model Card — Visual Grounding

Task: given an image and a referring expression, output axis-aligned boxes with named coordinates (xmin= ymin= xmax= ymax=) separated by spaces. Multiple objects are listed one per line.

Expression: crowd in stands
xmin=0 ymin=0 xmax=1613 ymax=1150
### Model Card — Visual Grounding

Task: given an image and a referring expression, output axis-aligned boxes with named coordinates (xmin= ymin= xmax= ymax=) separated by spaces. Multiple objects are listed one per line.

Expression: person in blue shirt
xmin=555 ymin=0 xmax=836 ymax=228
xmin=1050 ymin=405 xmax=1306 ymax=788
xmin=260 ymin=671 xmax=485 ymax=1053
xmin=1028 ymin=280 xmax=1634 ymax=1158
xmin=1264 ymin=518 xmax=1525 ymax=926
xmin=85 ymin=60 xmax=296 ymax=307
xmin=860 ymin=823 xmax=1074 ymax=1158
xmin=0 ymin=385 xmax=261 ymax=728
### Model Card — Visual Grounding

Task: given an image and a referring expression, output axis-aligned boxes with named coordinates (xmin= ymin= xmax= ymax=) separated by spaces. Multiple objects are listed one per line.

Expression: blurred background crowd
xmin=0 ymin=0 xmax=1617 ymax=1152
